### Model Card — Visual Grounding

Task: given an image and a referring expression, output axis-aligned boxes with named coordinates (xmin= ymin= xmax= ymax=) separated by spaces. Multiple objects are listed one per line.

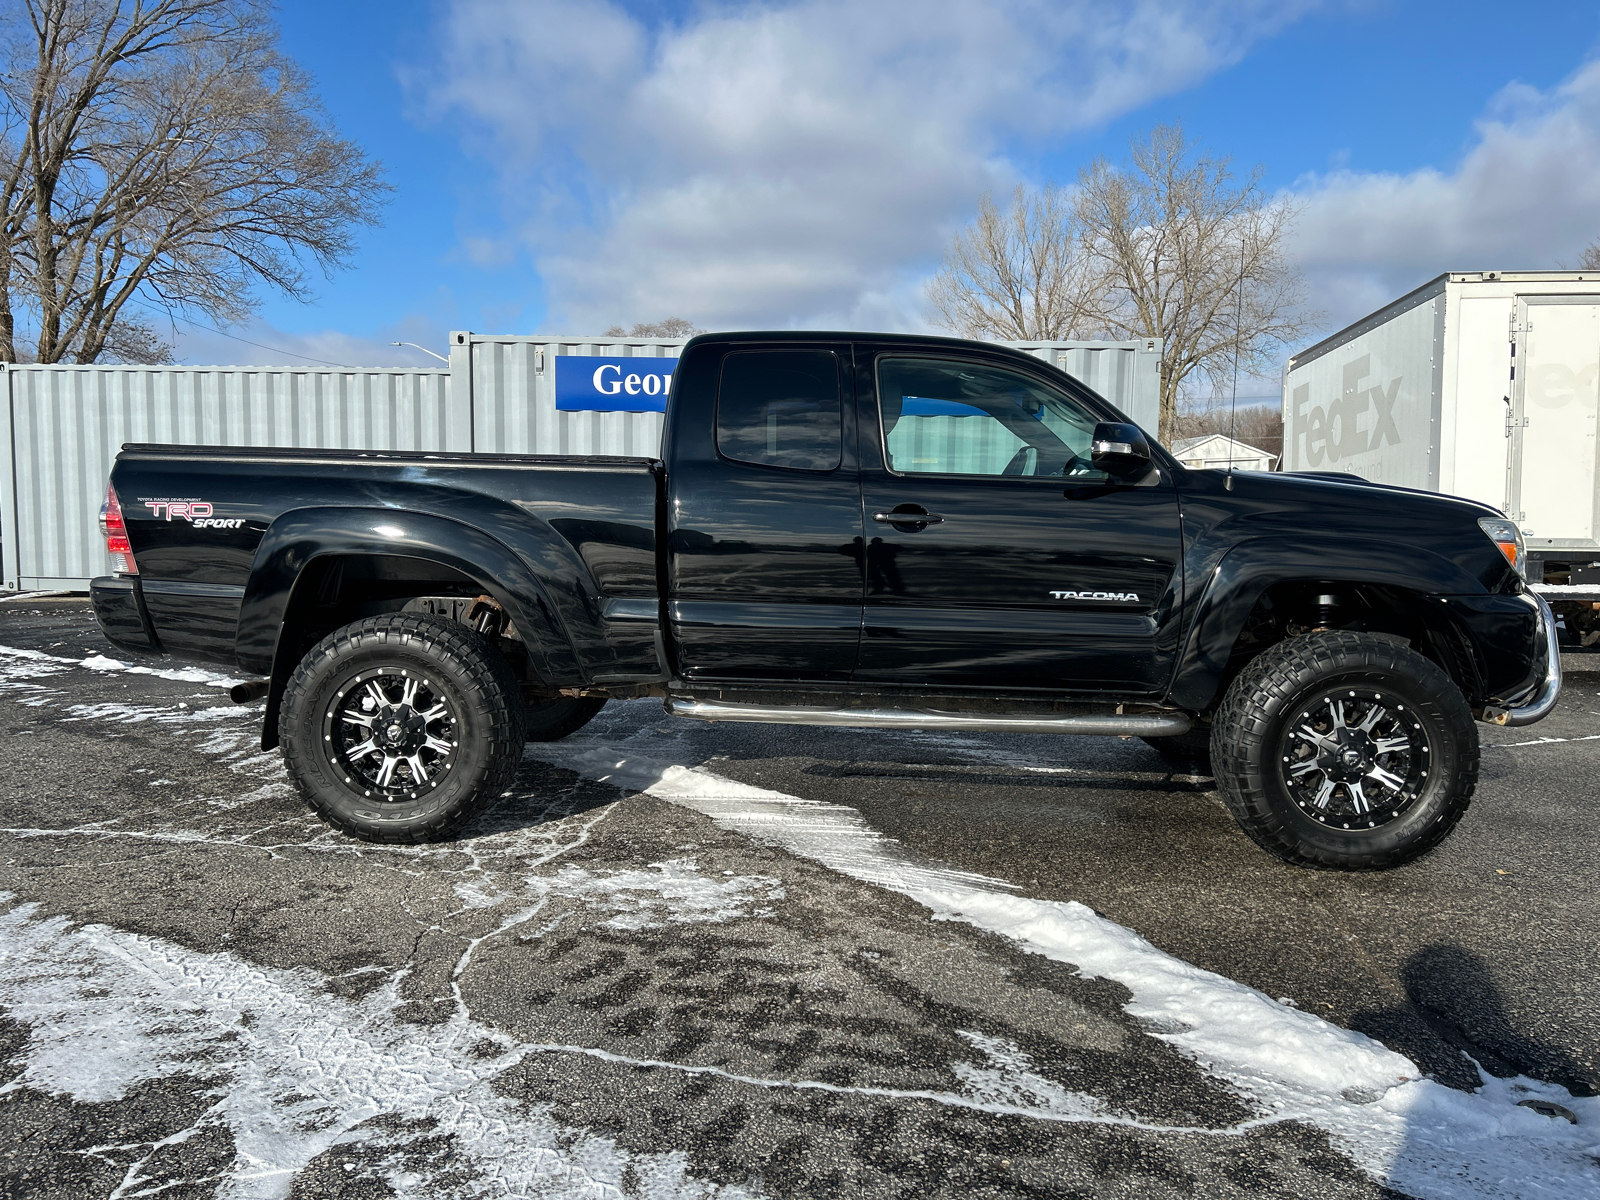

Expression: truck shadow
xmin=456 ymin=758 xmax=622 ymax=839
xmin=801 ymin=760 xmax=1216 ymax=793
xmin=1351 ymin=943 xmax=1597 ymax=1097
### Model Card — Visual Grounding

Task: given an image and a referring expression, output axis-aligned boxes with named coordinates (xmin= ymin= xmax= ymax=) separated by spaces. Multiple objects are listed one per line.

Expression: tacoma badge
xmin=1049 ymin=590 xmax=1141 ymax=602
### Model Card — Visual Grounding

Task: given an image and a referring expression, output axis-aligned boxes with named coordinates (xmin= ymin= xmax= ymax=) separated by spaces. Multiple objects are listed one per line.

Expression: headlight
xmin=1478 ymin=517 xmax=1526 ymax=578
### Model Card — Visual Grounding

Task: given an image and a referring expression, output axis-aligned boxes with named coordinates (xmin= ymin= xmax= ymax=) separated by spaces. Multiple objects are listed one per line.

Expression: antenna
xmin=1225 ymin=236 xmax=1246 ymax=491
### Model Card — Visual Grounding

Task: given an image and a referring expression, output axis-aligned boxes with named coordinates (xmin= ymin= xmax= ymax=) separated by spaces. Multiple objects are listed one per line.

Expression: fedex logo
xmin=1292 ymin=354 xmax=1403 ymax=467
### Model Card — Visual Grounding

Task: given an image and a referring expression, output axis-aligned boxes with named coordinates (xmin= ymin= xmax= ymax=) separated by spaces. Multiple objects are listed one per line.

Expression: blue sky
xmin=174 ymin=0 xmax=1600 ymax=381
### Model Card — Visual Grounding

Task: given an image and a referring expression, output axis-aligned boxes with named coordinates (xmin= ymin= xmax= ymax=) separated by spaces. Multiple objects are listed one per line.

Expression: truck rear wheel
xmin=280 ymin=614 xmax=526 ymax=843
xmin=525 ymin=696 xmax=607 ymax=742
xmin=1211 ymin=631 xmax=1478 ymax=870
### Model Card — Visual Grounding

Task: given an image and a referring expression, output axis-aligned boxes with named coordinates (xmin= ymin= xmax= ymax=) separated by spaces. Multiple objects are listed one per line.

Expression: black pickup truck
xmin=90 ymin=331 xmax=1560 ymax=869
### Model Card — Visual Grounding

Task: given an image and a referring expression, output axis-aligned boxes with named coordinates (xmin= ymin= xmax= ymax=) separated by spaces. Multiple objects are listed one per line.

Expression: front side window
xmin=716 ymin=350 xmax=842 ymax=471
xmin=877 ymin=356 xmax=1106 ymax=480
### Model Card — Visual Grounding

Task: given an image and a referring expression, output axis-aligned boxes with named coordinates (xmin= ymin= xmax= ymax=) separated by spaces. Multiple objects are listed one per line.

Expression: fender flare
xmin=238 ymin=507 xmax=591 ymax=748
xmin=1168 ymin=537 xmax=1486 ymax=712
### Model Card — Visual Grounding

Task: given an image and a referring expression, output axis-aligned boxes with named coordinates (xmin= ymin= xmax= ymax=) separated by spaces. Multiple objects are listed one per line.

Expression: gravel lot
xmin=0 ymin=598 xmax=1595 ymax=1199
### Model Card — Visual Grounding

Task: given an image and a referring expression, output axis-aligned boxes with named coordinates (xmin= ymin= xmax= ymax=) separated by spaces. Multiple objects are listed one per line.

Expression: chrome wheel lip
xmin=1277 ymin=687 xmax=1431 ymax=831
xmin=322 ymin=667 xmax=460 ymax=803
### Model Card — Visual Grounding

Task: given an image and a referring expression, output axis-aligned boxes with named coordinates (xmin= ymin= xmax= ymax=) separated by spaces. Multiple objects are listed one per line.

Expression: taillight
xmin=100 ymin=482 xmax=138 ymax=575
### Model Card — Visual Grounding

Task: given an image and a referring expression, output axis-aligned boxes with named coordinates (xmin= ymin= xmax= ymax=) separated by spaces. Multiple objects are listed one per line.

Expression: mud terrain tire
xmin=1211 ymin=631 xmax=1478 ymax=870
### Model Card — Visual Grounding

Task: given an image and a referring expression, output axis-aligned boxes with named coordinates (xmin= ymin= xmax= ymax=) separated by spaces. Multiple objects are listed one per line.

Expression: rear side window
xmin=716 ymin=350 xmax=842 ymax=471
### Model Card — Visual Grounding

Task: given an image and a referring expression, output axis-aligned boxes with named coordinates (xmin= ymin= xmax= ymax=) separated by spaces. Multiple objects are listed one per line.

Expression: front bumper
xmin=1482 ymin=592 xmax=1562 ymax=727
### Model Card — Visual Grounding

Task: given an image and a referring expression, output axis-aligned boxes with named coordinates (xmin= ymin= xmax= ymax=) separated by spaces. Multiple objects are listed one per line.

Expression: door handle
xmin=873 ymin=510 xmax=945 ymax=524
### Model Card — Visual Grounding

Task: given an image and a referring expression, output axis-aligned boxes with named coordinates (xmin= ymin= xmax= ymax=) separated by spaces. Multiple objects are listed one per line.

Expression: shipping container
xmin=1 ymin=333 xmax=1163 ymax=593
xmin=1283 ymin=271 xmax=1600 ymax=642
xmin=448 ymin=332 xmax=1163 ymax=455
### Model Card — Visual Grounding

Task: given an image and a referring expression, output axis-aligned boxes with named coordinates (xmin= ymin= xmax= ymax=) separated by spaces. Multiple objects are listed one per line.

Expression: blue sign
xmin=556 ymin=355 xmax=677 ymax=412
xmin=901 ymin=397 xmax=986 ymax=417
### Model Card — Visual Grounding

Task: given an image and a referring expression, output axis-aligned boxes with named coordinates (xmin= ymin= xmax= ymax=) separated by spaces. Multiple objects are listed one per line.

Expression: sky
xmin=168 ymin=0 xmax=1600 ymax=395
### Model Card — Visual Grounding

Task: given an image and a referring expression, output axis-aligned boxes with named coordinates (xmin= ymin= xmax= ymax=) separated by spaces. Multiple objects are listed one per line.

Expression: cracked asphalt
xmin=0 ymin=598 xmax=1595 ymax=1199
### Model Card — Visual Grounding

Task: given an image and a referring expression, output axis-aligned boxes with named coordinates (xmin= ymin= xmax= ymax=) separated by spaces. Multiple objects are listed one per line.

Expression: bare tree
xmin=0 ymin=0 xmax=387 ymax=363
xmin=1076 ymin=126 xmax=1314 ymax=443
xmin=1581 ymin=241 xmax=1600 ymax=271
xmin=605 ymin=317 xmax=701 ymax=338
xmin=926 ymin=184 xmax=1100 ymax=339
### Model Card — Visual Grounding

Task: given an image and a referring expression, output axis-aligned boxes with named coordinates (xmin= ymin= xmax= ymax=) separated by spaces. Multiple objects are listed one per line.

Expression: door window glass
xmin=717 ymin=350 xmax=842 ymax=471
xmin=877 ymin=356 xmax=1106 ymax=479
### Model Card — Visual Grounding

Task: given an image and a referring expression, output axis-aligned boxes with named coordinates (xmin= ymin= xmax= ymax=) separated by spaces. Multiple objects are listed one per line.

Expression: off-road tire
xmin=1140 ymin=728 xmax=1213 ymax=773
xmin=280 ymin=614 xmax=527 ymax=843
xmin=525 ymin=696 xmax=607 ymax=742
xmin=1211 ymin=630 xmax=1478 ymax=870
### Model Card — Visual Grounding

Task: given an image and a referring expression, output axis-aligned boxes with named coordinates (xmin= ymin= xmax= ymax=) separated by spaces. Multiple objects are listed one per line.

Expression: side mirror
xmin=1090 ymin=422 xmax=1152 ymax=479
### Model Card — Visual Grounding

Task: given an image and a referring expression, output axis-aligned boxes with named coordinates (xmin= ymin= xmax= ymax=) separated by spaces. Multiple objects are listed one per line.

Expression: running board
xmin=664 ymin=698 xmax=1192 ymax=737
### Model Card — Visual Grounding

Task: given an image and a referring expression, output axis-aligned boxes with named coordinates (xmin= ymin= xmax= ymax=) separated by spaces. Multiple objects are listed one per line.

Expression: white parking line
xmin=1495 ymin=733 xmax=1600 ymax=748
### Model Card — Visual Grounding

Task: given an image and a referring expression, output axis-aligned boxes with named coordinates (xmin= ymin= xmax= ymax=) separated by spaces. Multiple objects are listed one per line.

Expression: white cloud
xmin=1291 ymin=58 xmax=1600 ymax=333
xmin=416 ymin=0 xmax=1315 ymax=332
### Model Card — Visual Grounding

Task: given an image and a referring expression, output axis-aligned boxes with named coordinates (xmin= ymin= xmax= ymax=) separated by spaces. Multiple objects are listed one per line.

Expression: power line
xmin=168 ymin=314 xmax=359 ymax=369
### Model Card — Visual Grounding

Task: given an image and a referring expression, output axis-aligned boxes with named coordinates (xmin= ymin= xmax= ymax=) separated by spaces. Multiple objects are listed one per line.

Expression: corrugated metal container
xmin=0 ymin=333 xmax=1163 ymax=592
xmin=1283 ymin=270 xmax=1600 ymax=594
xmin=0 ymin=364 xmax=453 ymax=589
xmin=452 ymin=332 xmax=1163 ymax=458
xmin=453 ymin=333 xmax=679 ymax=459
xmin=1008 ymin=339 xmax=1163 ymax=434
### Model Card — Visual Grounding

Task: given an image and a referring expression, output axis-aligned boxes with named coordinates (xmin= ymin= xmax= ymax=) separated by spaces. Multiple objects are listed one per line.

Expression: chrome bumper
xmin=1482 ymin=592 xmax=1563 ymax=727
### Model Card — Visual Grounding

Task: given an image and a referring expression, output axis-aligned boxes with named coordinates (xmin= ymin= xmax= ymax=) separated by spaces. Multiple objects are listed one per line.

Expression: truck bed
xmin=100 ymin=444 xmax=663 ymax=680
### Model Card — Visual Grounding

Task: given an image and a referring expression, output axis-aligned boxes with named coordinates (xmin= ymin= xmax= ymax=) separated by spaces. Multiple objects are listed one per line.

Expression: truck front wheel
xmin=1211 ymin=631 xmax=1479 ymax=870
xmin=280 ymin=614 xmax=527 ymax=843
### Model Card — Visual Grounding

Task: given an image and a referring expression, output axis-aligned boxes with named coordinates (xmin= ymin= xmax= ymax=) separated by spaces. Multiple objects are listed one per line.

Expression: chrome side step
xmin=664 ymin=697 xmax=1192 ymax=737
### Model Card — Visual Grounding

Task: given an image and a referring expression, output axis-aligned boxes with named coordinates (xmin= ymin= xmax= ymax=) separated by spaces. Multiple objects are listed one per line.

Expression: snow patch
xmin=953 ymin=1031 xmax=1108 ymax=1121
xmin=546 ymin=857 xmax=785 ymax=931
xmin=62 ymin=701 xmax=257 ymax=726
xmin=0 ymin=644 xmax=74 ymax=690
xmin=78 ymin=653 xmax=242 ymax=688
xmin=531 ymin=704 xmax=1600 ymax=1200
xmin=0 ymin=895 xmax=752 ymax=1200
xmin=0 ymin=642 xmax=243 ymax=699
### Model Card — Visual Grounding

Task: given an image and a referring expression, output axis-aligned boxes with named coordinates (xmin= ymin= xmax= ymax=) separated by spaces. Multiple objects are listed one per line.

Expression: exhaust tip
xmin=230 ymin=679 xmax=270 ymax=704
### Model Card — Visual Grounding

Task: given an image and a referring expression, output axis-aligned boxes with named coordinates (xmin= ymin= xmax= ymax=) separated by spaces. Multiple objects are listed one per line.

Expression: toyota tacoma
xmin=90 ymin=332 xmax=1560 ymax=869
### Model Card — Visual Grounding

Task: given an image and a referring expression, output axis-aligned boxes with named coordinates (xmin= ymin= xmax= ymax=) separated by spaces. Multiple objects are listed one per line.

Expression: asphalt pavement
xmin=0 ymin=598 xmax=1595 ymax=1200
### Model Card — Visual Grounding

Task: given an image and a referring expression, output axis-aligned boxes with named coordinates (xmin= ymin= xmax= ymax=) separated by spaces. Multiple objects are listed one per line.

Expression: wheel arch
xmin=240 ymin=508 xmax=589 ymax=750
xmin=1170 ymin=540 xmax=1490 ymax=713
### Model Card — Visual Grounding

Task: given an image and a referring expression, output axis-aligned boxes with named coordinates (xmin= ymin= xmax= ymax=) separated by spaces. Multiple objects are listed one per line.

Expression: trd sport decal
xmin=1049 ymin=589 xmax=1141 ymax=602
xmin=140 ymin=500 xmax=245 ymax=530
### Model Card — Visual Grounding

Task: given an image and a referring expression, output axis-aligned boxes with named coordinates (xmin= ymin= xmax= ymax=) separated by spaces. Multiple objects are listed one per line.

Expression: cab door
xmin=854 ymin=349 xmax=1182 ymax=694
xmin=665 ymin=341 xmax=864 ymax=680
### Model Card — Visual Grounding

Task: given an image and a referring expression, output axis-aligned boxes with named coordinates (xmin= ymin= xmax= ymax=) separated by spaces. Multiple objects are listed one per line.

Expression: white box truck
xmin=1283 ymin=270 xmax=1600 ymax=646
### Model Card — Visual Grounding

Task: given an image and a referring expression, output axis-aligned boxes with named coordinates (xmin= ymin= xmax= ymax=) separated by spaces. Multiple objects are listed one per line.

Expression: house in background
xmin=1170 ymin=433 xmax=1279 ymax=472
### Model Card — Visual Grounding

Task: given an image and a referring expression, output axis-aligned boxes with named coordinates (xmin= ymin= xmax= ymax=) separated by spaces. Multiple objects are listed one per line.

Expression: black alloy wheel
xmin=1211 ymin=630 xmax=1478 ymax=870
xmin=1279 ymin=688 xmax=1430 ymax=831
xmin=328 ymin=669 xmax=460 ymax=800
